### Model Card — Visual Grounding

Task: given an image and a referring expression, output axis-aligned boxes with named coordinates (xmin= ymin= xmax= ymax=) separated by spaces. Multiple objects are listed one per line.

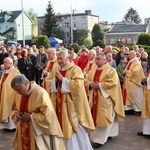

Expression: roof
xmin=7 ymin=11 xmax=22 ymax=22
xmin=109 ymin=24 xmax=148 ymax=33
xmin=0 ymin=10 xmax=33 ymax=23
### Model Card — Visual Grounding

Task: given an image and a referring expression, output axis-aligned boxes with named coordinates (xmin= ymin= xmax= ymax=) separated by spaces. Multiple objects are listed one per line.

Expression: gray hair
xmin=57 ymin=50 xmax=69 ymax=58
xmin=11 ymin=74 xmax=29 ymax=89
xmin=89 ymin=49 xmax=96 ymax=56
xmin=96 ymin=52 xmax=106 ymax=59
xmin=4 ymin=57 xmax=13 ymax=64
xmin=47 ymin=48 xmax=56 ymax=55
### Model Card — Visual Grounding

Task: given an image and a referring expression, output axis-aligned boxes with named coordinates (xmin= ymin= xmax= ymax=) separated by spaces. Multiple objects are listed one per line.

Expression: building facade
xmin=38 ymin=10 xmax=99 ymax=45
xmin=104 ymin=21 xmax=150 ymax=45
xmin=0 ymin=10 xmax=33 ymax=43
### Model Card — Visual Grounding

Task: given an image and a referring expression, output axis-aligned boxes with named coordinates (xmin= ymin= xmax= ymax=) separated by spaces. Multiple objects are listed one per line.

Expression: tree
xmin=71 ymin=43 xmax=80 ymax=53
xmin=51 ymin=27 xmax=65 ymax=40
xmin=123 ymin=7 xmax=142 ymax=24
xmin=26 ymin=8 xmax=38 ymax=38
xmin=36 ymin=35 xmax=50 ymax=49
xmin=73 ymin=29 xmax=89 ymax=45
xmin=91 ymin=24 xmax=104 ymax=43
xmin=84 ymin=38 xmax=93 ymax=49
xmin=137 ymin=33 xmax=150 ymax=45
xmin=93 ymin=39 xmax=105 ymax=48
xmin=41 ymin=1 xmax=58 ymax=37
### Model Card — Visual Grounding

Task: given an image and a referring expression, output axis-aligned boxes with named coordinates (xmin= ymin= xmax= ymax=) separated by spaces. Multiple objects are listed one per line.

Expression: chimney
xmin=85 ymin=10 xmax=91 ymax=15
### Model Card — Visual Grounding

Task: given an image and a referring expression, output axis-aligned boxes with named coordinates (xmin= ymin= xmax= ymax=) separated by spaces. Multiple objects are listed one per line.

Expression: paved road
xmin=0 ymin=114 xmax=150 ymax=150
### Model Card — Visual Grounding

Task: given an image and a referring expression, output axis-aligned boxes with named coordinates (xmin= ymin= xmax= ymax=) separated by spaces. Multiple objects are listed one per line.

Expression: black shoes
xmin=134 ymin=111 xmax=141 ymax=115
xmin=125 ymin=110 xmax=141 ymax=115
xmin=92 ymin=143 xmax=103 ymax=149
xmin=108 ymin=137 xmax=112 ymax=140
xmin=125 ymin=110 xmax=134 ymax=115
xmin=137 ymin=132 xmax=150 ymax=137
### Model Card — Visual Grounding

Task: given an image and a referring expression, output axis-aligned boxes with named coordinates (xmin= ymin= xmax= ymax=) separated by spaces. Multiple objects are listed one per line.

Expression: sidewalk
xmin=0 ymin=115 xmax=150 ymax=150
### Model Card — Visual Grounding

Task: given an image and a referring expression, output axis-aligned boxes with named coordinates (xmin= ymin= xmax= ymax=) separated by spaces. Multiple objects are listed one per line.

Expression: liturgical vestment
xmin=11 ymin=82 xmax=65 ymax=150
xmin=0 ymin=66 xmax=20 ymax=122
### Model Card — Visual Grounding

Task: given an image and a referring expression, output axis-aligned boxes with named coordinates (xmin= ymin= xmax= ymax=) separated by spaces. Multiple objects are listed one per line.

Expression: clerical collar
xmin=89 ymin=58 xmax=95 ymax=64
xmin=50 ymin=57 xmax=56 ymax=62
xmin=97 ymin=62 xmax=107 ymax=69
xmin=5 ymin=66 xmax=12 ymax=73
xmin=129 ymin=57 xmax=138 ymax=63
xmin=61 ymin=62 xmax=70 ymax=70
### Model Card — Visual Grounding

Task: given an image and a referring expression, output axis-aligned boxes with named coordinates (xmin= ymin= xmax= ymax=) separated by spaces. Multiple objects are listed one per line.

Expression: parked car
xmin=6 ymin=41 xmax=18 ymax=47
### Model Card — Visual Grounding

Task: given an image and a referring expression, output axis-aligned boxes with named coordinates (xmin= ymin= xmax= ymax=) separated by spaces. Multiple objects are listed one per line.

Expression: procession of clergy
xmin=0 ymin=43 xmax=149 ymax=150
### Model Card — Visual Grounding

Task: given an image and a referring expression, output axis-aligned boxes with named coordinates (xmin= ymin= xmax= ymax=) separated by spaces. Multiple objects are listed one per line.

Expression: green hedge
xmin=137 ymin=45 xmax=150 ymax=53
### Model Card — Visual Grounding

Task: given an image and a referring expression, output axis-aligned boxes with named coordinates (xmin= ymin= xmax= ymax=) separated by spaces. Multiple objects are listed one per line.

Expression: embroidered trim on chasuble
xmin=43 ymin=62 xmax=55 ymax=89
xmin=92 ymin=69 xmax=103 ymax=126
xmin=56 ymin=70 xmax=67 ymax=130
xmin=19 ymin=95 xmax=33 ymax=150
xmin=122 ymin=62 xmax=132 ymax=105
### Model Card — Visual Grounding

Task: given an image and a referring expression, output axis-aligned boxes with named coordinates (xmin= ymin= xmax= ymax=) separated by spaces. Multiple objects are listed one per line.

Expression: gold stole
xmin=56 ymin=70 xmax=66 ymax=130
xmin=92 ymin=69 xmax=103 ymax=126
xmin=19 ymin=95 xmax=32 ymax=150
xmin=43 ymin=62 xmax=54 ymax=89
xmin=122 ymin=62 xmax=132 ymax=105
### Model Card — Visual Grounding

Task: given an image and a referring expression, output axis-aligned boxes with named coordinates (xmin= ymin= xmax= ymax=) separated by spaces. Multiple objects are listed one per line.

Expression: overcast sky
xmin=0 ymin=0 xmax=149 ymax=23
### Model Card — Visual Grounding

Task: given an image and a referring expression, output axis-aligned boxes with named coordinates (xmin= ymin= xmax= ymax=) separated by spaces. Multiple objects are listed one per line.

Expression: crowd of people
xmin=0 ymin=43 xmax=149 ymax=150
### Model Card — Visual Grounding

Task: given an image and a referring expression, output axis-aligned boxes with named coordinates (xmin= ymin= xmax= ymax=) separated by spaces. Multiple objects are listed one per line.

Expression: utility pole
xmin=70 ymin=0 xmax=73 ymax=44
xmin=21 ymin=0 xmax=25 ymax=47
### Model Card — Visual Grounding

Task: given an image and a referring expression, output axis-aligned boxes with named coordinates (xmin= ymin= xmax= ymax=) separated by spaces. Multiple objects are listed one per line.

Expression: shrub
xmin=84 ymin=38 xmax=93 ymax=49
xmin=36 ymin=35 xmax=50 ymax=49
xmin=137 ymin=33 xmax=150 ymax=46
xmin=112 ymin=46 xmax=120 ymax=52
xmin=137 ymin=44 xmax=150 ymax=54
xmin=71 ymin=43 xmax=80 ymax=53
xmin=93 ymin=39 xmax=105 ymax=48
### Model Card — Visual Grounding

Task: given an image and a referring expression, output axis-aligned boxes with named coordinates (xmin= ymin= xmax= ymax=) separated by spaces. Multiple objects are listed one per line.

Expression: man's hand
xmin=16 ymin=112 xmax=31 ymax=122
xmin=56 ymin=70 xmax=63 ymax=81
xmin=141 ymin=77 xmax=147 ymax=85
xmin=90 ymin=82 xmax=99 ymax=90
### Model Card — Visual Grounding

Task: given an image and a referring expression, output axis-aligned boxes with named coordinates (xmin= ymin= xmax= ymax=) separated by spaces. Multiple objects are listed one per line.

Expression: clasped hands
xmin=16 ymin=112 xmax=31 ymax=122
xmin=90 ymin=81 xmax=99 ymax=90
xmin=55 ymin=70 xmax=63 ymax=81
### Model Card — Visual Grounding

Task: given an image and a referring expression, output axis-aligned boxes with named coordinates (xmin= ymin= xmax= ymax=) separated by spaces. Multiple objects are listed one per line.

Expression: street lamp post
xmin=21 ymin=0 xmax=25 ymax=47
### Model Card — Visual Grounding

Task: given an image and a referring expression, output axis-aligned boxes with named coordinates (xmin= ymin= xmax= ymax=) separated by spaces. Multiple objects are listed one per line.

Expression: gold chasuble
xmin=43 ymin=58 xmax=59 ymax=92
xmin=43 ymin=61 xmax=54 ymax=89
xmin=0 ymin=73 xmax=8 ymax=98
xmin=141 ymin=71 xmax=150 ymax=119
xmin=123 ymin=59 xmax=145 ymax=105
xmin=122 ymin=62 xmax=132 ymax=105
xmin=47 ymin=61 xmax=95 ymax=139
xmin=85 ymin=63 xmax=125 ymax=128
xmin=11 ymin=82 xmax=65 ymax=150
xmin=0 ymin=66 xmax=20 ymax=122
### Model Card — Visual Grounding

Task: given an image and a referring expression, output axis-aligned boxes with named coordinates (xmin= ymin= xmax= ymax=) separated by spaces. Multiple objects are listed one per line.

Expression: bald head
xmin=128 ymin=50 xmax=136 ymax=60
xmin=3 ymin=57 xmax=13 ymax=69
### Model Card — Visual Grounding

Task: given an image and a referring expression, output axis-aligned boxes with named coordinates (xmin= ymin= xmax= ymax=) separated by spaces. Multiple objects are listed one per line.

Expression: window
xmin=67 ymin=32 xmax=69 ymax=37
